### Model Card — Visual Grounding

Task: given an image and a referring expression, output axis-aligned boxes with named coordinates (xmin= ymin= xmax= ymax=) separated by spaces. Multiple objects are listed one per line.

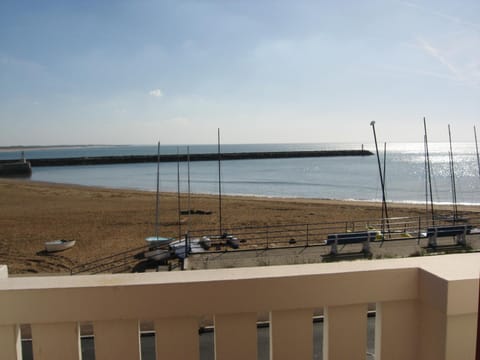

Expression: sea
xmin=1 ymin=142 xmax=479 ymax=206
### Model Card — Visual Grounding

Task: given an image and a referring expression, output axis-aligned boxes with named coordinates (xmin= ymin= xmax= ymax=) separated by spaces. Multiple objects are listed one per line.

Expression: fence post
xmin=306 ymin=224 xmax=309 ymax=247
xmin=266 ymin=227 xmax=269 ymax=249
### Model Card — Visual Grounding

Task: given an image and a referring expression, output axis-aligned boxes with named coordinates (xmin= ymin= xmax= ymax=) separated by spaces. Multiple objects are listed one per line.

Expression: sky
xmin=0 ymin=0 xmax=479 ymax=146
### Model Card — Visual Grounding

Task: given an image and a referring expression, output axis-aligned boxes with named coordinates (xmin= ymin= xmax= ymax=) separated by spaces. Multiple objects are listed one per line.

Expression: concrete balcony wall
xmin=0 ymin=253 xmax=479 ymax=360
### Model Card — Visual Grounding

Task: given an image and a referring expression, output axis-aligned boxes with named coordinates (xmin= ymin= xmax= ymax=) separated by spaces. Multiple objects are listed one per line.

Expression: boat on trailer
xmin=45 ymin=239 xmax=76 ymax=252
xmin=144 ymin=142 xmax=176 ymax=255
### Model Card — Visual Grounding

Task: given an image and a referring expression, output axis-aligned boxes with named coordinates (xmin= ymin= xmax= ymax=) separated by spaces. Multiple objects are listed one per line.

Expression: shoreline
xmin=1 ymin=178 xmax=479 ymax=274
xmin=17 ymin=178 xmax=480 ymax=211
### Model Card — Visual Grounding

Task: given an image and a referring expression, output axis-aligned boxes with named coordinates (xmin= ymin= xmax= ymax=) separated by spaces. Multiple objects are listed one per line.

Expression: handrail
xmin=70 ymin=244 xmax=151 ymax=275
xmin=69 ymin=213 xmax=480 ymax=274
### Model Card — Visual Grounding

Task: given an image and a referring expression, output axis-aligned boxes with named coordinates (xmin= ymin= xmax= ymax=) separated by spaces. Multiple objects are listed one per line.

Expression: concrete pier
xmin=0 ymin=161 xmax=32 ymax=177
xmin=2 ymin=149 xmax=373 ymax=167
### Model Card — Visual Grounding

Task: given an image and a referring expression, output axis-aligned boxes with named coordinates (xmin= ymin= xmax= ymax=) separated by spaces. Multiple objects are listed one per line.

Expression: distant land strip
xmin=1 ymin=150 xmax=374 ymax=167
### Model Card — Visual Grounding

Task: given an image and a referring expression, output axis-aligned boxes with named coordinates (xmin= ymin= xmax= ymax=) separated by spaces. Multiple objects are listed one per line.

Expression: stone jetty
xmin=12 ymin=149 xmax=374 ymax=167
xmin=0 ymin=161 xmax=32 ymax=177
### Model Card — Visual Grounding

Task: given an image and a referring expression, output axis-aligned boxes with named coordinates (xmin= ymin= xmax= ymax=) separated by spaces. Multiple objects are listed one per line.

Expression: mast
xmin=187 ymin=145 xmax=191 ymax=233
xmin=423 ymin=118 xmax=435 ymax=224
xmin=370 ymin=121 xmax=390 ymax=232
xmin=382 ymin=142 xmax=387 ymax=219
xmin=218 ymin=128 xmax=223 ymax=235
xmin=448 ymin=124 xmax=458 ymax=220
xmin=475 ymin=125 xmax=480 ymax=178
xmin=177 ymin=146 xmax=182 ymax=240
xmin=154 ymin=141 xmax=160 ymax=240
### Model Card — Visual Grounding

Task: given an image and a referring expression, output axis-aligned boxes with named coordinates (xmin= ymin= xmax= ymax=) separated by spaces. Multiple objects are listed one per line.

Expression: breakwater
xmin=4 ymin=149 xmax=373 ymax=167
xmin=0 ymin=161 xmax=32 ymax=177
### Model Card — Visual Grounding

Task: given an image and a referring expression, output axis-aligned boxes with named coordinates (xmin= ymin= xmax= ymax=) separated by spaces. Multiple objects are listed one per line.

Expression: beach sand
xmin=1 ymin=179 xmax=479 ymax=274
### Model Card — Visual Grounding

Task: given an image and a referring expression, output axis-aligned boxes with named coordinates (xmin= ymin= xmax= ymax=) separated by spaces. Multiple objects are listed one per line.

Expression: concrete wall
xmin=0 ymin=254 xmax=478 ymax=359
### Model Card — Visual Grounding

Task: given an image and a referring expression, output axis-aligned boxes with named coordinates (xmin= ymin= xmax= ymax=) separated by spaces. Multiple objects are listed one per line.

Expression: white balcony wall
xmin=0 ymin=253 xmax=479 ymax=360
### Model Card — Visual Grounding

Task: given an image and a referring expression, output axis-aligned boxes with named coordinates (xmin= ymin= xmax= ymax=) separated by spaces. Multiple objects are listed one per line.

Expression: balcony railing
xmin=0 ymin=253 xmax=479 ymax=360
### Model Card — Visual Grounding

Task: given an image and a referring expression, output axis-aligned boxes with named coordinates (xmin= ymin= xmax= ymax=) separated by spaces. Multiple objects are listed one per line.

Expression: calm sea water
xmin=2 ymin=143 xmax=480 ymax=205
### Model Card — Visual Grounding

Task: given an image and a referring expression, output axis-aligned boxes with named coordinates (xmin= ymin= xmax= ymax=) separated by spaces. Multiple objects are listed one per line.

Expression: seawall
xmin=0 ymin=150 xmax=373 ymax=167
xmin=0 ymin=161 xmax=32 ymax=177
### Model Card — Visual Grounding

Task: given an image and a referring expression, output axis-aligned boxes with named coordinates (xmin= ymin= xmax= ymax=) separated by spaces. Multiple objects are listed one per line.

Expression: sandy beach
xmin=1 ymin=178 xmax=479 ymax=274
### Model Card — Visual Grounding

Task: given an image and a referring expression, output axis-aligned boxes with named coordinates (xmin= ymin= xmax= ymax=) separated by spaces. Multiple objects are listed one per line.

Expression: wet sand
xmin=1 ymin=179 xmax=478 ymax=274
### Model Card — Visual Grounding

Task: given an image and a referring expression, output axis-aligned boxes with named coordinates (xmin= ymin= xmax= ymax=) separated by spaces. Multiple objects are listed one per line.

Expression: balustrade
xmin=0 ymin=253 xmax=478 ymax=359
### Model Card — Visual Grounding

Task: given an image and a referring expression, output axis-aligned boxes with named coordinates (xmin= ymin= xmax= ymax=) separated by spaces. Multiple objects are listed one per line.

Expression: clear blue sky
xmin=0 ymin=0 xmax=479 ymax=145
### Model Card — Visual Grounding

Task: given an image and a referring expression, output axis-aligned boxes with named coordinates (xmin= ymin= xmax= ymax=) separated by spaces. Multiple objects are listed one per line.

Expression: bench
xmin=325 ymin=231 xmax=376 ymax=255
xmin=426 ymin=224 xmax=473 ymax=248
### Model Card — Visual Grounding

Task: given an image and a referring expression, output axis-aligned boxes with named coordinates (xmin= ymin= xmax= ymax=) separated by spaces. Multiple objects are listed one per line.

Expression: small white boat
xmin=145 ymin=236 xmax=174 ymax=247
xmin=45 ymin=239 xmax=76 ymax=252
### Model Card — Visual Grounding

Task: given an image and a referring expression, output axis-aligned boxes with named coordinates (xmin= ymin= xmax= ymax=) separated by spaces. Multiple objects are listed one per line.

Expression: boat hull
xmin=144 ymin=248 xmax=170 ymax=261
xmin=45 ymin=240 xmax=76 ymax=252
xmin=145 ymin=236 xmax=174 ymax=247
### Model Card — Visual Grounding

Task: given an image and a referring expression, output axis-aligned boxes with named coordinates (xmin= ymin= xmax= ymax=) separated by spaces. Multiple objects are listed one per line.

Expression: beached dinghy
xmin=45 ymin=239 xmax=76 ymax=252
xmin=145 ymin=236 xmax=174 ymax=247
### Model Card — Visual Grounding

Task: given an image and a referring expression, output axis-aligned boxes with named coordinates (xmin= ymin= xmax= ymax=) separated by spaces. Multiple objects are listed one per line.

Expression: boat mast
xmin=423 ymin=118 xmax=435 ymax=224
xmin=370 ymin=121 xmax=389 ymax=222
xmin=177 ymin=146 xmax=182 ymax=240
xmin=382 ymin=142 xmax=387 ymax=219
xmin=154 ymin=141 xmax=160 ymax=240
xmin=218 ymin=128 xmax=223 ymax=235
xmin=475 ymin=125 xmax=480 ymax=178
xmin=448 ymin=124 xmax=458 ymax=220
xmin=187 ymin=145 xmax=191 ymax=233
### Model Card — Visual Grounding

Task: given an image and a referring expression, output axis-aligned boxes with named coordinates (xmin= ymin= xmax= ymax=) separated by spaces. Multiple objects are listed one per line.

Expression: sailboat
xmin=213 ymin=128 xmax=239 ymax=249
xmin=144 ymin=142 xmax=174 ymax=261
xmin=168 ymin=146 xmax=213 ymax=262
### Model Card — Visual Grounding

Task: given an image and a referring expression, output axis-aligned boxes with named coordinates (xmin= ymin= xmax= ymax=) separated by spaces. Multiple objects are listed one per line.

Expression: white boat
xmin=145 ymin=236 xmax=174 ymax=247
xmin=45 ymin=239 xmax=76 ymax=252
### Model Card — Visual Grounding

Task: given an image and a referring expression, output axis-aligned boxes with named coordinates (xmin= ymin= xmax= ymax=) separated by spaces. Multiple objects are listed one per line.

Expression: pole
xmin=155 ymin=141 xmax=160 ymax=240
xmin=177 ymin=146 xmax=182 ymax=240
xmin=218 ymin=128 xmax=223 ymax=236
xmin=476 ymin=271 xmax=480 ymax=360
xmin=187 ymin=145 xmax=191 ymax=233
xmin=448 ymin=124 xmax=458 ymax=220
xmin=370 ymin=122 xmax=390 ymax=226
xmin=185 ymin=146 xmax=191 ymax=263
xmin=475 ymin=125 xmax=480 ymax=178
xmin=382 ymin=142 xmax=387 ymax=219
xmin=424 ymin=118 xmax=435 ymax=224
